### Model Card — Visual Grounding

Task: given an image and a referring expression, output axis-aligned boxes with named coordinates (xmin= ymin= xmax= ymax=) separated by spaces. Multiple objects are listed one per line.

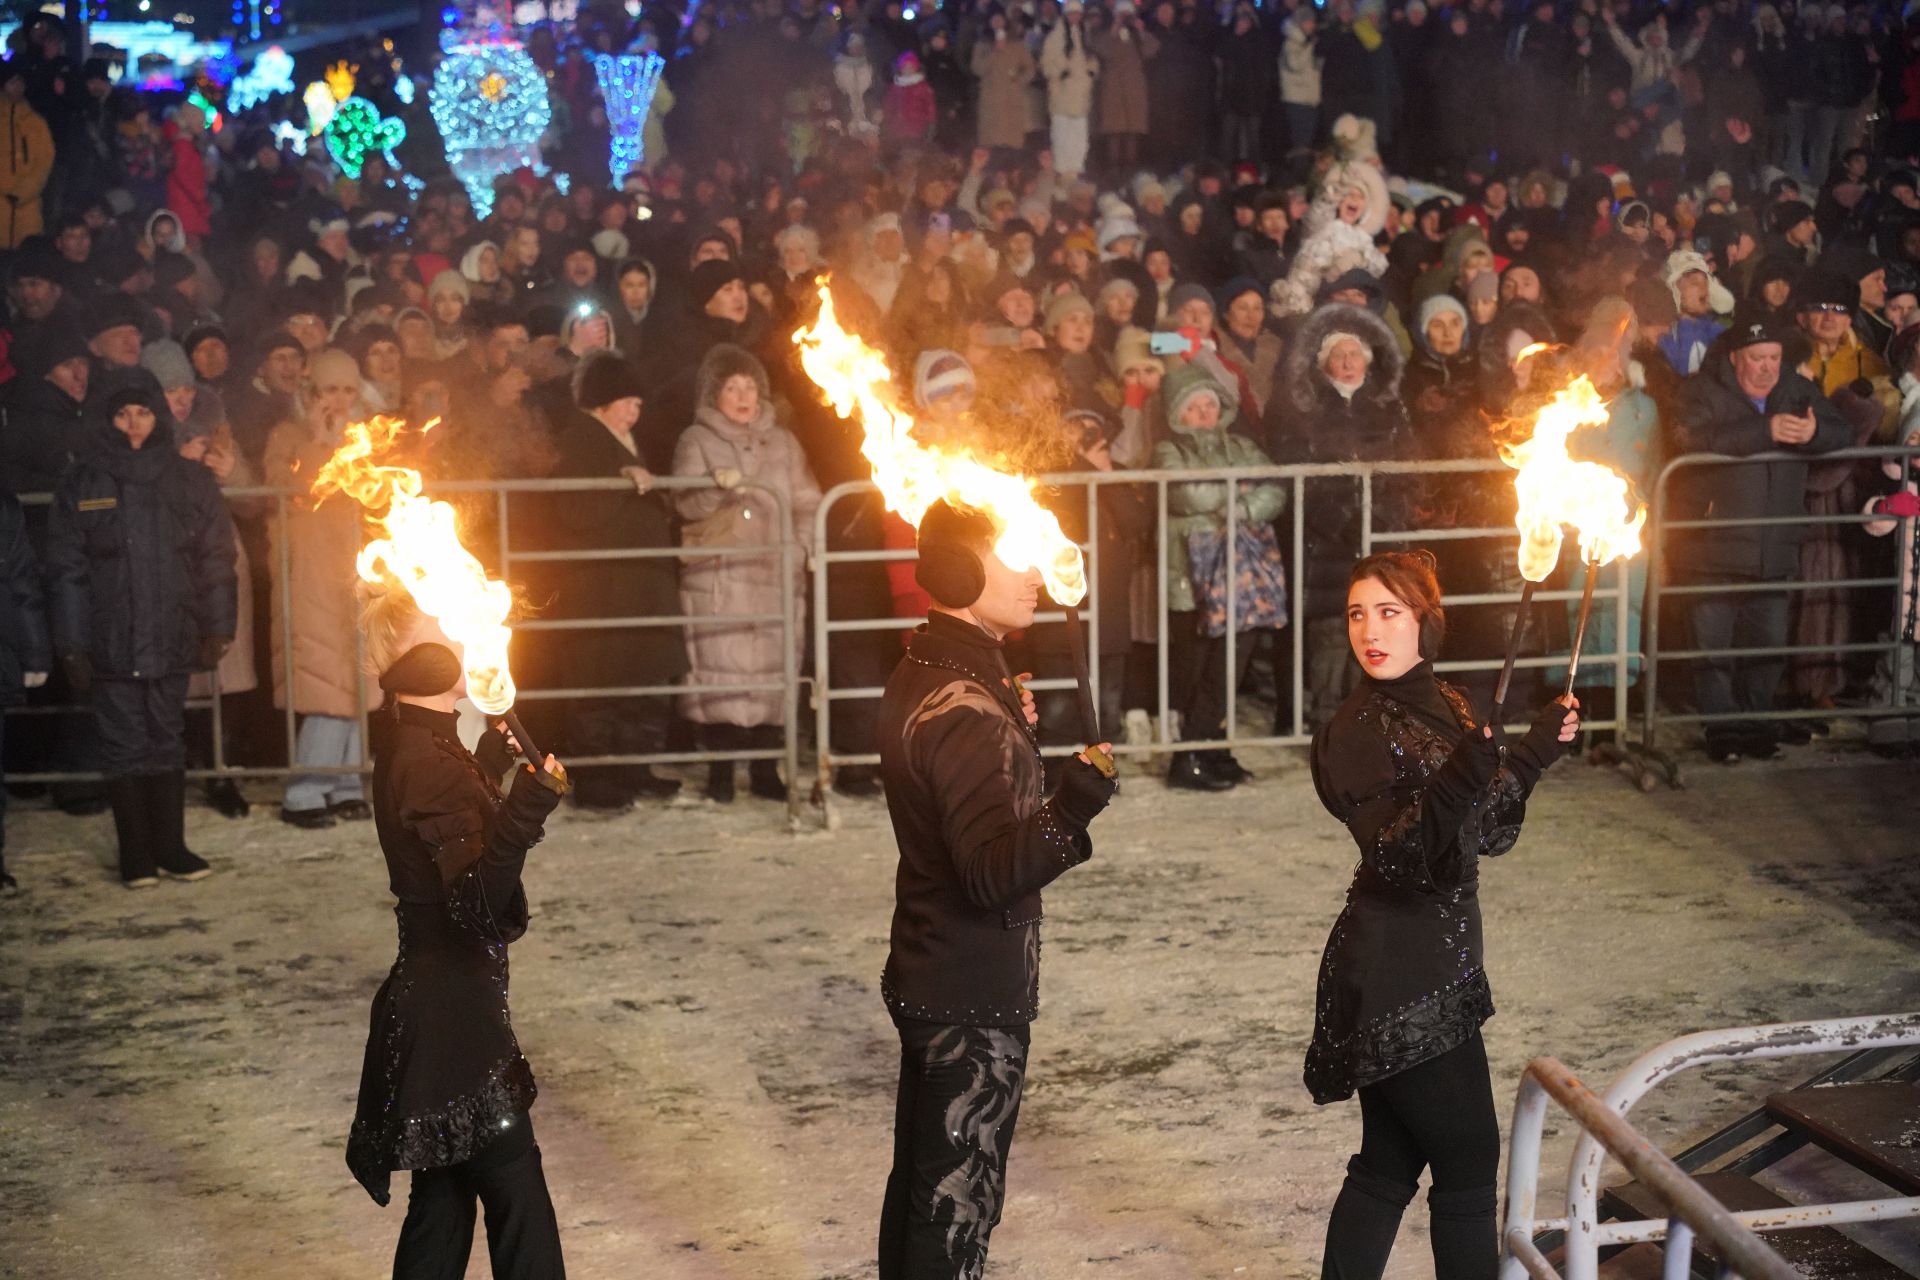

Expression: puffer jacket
xmin=0 ymin=97 xmax=53 ymax=249
xmin=1153 ymin=364 xmax=1288 ymax=613
xmin=46 ymin=420 xmax=236 ymax=678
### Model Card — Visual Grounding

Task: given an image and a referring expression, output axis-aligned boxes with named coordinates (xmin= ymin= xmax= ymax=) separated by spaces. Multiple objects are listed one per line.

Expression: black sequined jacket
xmin=346 ymin=702 xmax=563 ymax=1205
xmin=877 ymin=612 xmax=1094 ymax=1026
xmin=1303 ymin=664 xmax=1546 ymax=1105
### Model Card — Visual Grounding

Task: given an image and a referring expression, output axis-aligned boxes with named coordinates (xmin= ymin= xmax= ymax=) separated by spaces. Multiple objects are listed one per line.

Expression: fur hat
xmin=1662 ymin=250 xmax=1735 ymax=315
xmin=573 ymin=350 xmax=645 ymax=409
xmin=696 ymin=343 xmax=770 ymax=412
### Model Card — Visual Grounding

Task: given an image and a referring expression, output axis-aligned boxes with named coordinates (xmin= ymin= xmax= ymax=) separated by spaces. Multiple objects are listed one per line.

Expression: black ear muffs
xmin=915 ymin=499 xmax=992 ymax=610
xmin=380 ymin=642 xmax=462 ymax=696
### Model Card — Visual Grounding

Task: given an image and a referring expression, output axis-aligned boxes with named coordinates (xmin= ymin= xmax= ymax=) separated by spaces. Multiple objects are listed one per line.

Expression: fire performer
xmin=345 ymin=589 xmax=570 ymax=1280
xmin=1306 ymin=551 xmax=1577 ymax=1280
xmin=876 ymin=499 xmax=1118 ymax=1280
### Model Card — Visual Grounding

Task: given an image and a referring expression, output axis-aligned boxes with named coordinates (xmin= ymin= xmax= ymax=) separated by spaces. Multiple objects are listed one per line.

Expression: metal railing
xmin=11 ymin=476 xmax=806 ymax=825
xmin=1501 ymin=1012 xmax=1920 ymax=1280
xmin=1643 ymin=443 xmax=1920 ymax=748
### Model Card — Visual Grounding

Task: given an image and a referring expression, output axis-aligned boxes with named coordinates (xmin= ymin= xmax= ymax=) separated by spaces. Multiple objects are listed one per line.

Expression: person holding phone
xmin=1305 ymin=551 xmax=1577 ymax=1280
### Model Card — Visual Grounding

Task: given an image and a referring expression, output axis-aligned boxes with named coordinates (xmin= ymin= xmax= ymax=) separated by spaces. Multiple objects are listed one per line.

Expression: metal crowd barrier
xmin=1501 ymin=1013 xmax=1920 ymax=1280
xmin=9 ymin=476 xmax=806 ymax=826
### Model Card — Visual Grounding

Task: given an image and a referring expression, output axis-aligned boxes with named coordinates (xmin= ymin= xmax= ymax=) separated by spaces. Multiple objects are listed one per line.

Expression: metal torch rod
xmin=1061 ymin=605 xmax=1116 ymax=777
xmin=500 ymin=709 xmax=544 ymax=770
xmin=1563 ymin=556 xmax=1602 ymax=700
xmin=1490 ymin=578 xmax=1538 ymax=727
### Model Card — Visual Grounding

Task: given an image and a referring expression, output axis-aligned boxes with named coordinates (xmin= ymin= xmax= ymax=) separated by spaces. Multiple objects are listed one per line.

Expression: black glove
xmin=60 ymin=652 xmax=92 ymax=696
xmin=1428 ymin=725 xmax=1502 ymax=811
xmin=474 ymin=725 xmax=515 ymax=778
xmin=196 ymin=636 xmax=229 ymax=671
xmin=1051 ymin=753 xmax=1118 ymax=829
xmin=1510 ymin=700 xmax=1576 ymax=777
xmin=492 ymin=762 xmax=566 ymax=853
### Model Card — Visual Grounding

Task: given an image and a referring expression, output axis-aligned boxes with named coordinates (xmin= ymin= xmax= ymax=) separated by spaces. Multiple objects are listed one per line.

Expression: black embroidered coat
xmin=877 ymin=612 xmax=1093 ymax=1027
xmin=346 ymin=702 xmax=564 ymax=1205
xmin=1304 ymin=664 xmax=1546 ymax=1105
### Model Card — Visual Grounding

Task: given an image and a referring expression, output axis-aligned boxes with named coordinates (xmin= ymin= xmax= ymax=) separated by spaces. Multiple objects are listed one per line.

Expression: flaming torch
xmin=793 ymin=285 xmax=1113 ymax=774
xmin=1490 ymin=364 xmax=1647 ymax=722
xmin=309 ymin=416 xmax=545 ymax=769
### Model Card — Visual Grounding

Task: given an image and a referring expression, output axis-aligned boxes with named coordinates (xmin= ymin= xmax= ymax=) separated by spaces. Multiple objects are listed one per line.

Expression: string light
xmin=430 ymin=40 xmax=551 ymax=219
xmin=325 ymin=60 xmax=358 ymax=102
xmin=324 ymin=97 xmax=406 ymax=181
xmin=590 ymin=51 xmax=663 ymax=186
xmin=303 ymin=80 xmax=337 ymax=134
xmin=227 ymin=45 xmax=293 ymax=111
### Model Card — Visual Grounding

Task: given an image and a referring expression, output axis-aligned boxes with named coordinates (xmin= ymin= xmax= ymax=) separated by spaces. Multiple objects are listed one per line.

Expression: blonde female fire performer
xmin=345 ymin=589 xmax=570 ymax=1280
xmin=1306 ymin=551 xmax=1577 ymax=1280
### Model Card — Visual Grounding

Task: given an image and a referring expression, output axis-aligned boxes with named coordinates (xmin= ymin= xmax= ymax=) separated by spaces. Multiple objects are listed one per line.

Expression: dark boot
xmin=1321 ymin=1155 xmax=1417 ymax=1280
xmin=0 ymin=851 xmax=17 ymax=895
xmin=108 ymin=777 xmax=158 ymax=889
xmin=1168 ymin=751 xmax=1234 ymax=791
xmin=748 ymin=726 xmax=785 ymax=800
xmin=204 ymin=776 xmax=251 ymax=818
xmin=703 ymin=725 xmax=738 ymax=803
xmin=1427 ymin=1184 xmax=1498 ymax=1280
xmin=1201 ymin=749 xmax=1255 ymax=784
xmin=148 ymin=771 xmax=212 ymax=881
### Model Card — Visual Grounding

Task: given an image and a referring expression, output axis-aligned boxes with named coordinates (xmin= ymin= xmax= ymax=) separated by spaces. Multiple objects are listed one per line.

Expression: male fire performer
xmin=875 ymin=499 xmax=1118 ymax=1279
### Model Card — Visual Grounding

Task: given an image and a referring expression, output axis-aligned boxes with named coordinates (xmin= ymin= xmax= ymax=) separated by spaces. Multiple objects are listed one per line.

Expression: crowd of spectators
xmin=2 ymin=0 xmax=1920 ymax=891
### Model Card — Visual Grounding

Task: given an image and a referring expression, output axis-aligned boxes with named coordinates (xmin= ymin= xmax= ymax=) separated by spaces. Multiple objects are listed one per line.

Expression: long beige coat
xmin=264 ymin=420 xmax=378 ymax=718
xmin=972 ymin=36 xmax=1037 ymax=150
xmin=1092 ymin=26 xmax=1157 ymax=137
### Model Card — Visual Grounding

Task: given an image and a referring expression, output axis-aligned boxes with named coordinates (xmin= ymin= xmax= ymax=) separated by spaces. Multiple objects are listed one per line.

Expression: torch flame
xmin=1498 ymin=373 xmax=1648 ymax=581
xmin=793 ymin=285 xmax=1087 ymax=606
xmin=309 ymin=416 xmax=519 ymax=715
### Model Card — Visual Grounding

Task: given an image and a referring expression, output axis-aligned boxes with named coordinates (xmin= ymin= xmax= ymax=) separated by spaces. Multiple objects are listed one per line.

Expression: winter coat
xmin=46 ymin=420 xmax=236 ymax=678
xmin=1091 ymin=25 xmax=1157 ymax=137
xmin=264 ymin=417 xmax=381 ymax=717
xmin=1040 ymin=24 xmax=1100 ymax=119
xmin=0 ymin=98 xmax=53 ymax=249
xmin=1672 ymin=359 xmax=1851 ymax=581
xmin=1219 ymin=25 xmax=1274 ymax=117
xmin=1279 ymin=20 xmax=1324 ymax=105
xmin=1658 ymin=315 xmax=1729 ymax=377
xmin=165 ymin=125 xmax=212 ymax=240
xmin=671 ymin=382 xmax=820 ymax=728
xmin=2 ymin=375 xmax=88 ymax=498
xmin=1148 ymin=25 xmax=1215 ymax=159
xmin=527 ymin=412 xmax=689 ymax=692
xmin=1276 ymin=304 xmax=1412 ymax=613
xmin=883 ymin=78 xmax=937 ymax=143
xmin=0 ymin=492 xmax=50 ymax=705
xmin=1154 ymin=365 xmax=1288 ymax=614
xmin=878 ymin=611 xmax=1093 ymax=1025
xmin=972 ymin=36 xmax=1037 ymax=150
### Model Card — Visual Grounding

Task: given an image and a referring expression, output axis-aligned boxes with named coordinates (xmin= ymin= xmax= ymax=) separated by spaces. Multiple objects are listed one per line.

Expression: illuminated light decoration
xmin=310 ymin=417 xmax=519 ymax=717
xmin=794 ymin=285 xmax=1086 ymax=605
xmin=514 ymin=0 xmax=578 ymax=19
xmin=303 ymin=80 xmax=337 ymax=135
xmin=271 ymin=118 xmax=308 ymax=155
xmin=324 ymin=97 xmax=406 ymax=181
xmin=187 ymin=88 xmax=222 ymax=133
xmin=591 ymin=51 xmax=664 ymax=186
xmin=430 ymin=41 xmax=551 ymax=220
xmin=394 ymin=74 xmax=415 ymax=105
xmin=227 ymin=44 xmax=294 ymax=112
xmin=325 ymin=60 xmax=357 ymax=102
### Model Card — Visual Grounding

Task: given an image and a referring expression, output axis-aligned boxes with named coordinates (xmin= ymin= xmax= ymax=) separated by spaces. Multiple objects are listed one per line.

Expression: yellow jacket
xmin=0 ymin=97 xmax=53 ymax=248
xmin=1807 ymin=329 xmax=1900 ymax=441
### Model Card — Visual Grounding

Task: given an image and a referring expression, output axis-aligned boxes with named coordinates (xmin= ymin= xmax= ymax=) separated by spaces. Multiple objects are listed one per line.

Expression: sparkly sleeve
xmin=910 ymin=684 xmax=1090 ymax=913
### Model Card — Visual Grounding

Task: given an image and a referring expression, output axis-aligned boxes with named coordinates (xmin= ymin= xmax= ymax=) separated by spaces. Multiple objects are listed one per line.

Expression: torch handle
xmin=1563 ymin=557 xmax=1602 ymax=701
xmin=1061 ymin=605 xmax=1117 ymax=778
xmin=501 ymin=710 xmax=545 ymax=771
xmin=1490 ymin=578 xmax=1537 ymax=728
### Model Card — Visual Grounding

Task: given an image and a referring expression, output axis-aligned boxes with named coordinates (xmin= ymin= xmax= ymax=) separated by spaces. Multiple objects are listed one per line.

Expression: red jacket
xmin=165 ymin=127 xmax=211 ymax=239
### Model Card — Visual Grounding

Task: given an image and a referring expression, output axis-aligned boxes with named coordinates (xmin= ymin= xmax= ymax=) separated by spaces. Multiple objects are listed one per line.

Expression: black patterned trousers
xmin=878 ymin=1017 xmax=1031 ymax=1280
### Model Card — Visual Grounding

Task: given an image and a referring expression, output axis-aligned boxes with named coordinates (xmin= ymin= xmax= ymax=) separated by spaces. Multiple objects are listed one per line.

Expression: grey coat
xmin=672 ymin=404 xmax=821 ymax=727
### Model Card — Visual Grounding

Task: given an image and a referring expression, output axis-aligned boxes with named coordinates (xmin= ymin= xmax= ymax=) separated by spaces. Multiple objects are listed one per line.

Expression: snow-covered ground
xmin=3 ymin=744 xmax=1917 ymax=1279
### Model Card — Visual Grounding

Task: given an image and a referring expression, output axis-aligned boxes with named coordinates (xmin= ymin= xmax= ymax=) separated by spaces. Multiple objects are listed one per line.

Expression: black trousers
xmin=92 ymin=674 xmax=189 ymax=779
xmin=564 ymin=694 xmax=670 ymax=801
xmin=878 ymin=1018 xmax=1030 ymax=1280
xmin=1686 ymin=580 xmax=1791 ymax=747
xmin=393 ymin=1112 xmax=565 ymax=1280
xmin=1321 ymin=1032 xmax=1501 ymax=1280
xmin=1168 ymin=613 xmax=1258 ymax=743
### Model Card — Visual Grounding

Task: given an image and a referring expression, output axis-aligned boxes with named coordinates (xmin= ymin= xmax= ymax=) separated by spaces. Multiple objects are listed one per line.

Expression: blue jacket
xmin=0 ymin=492 xmax=50 ymax=705
xmin=46 ymin=420 xmax=236 ymax=678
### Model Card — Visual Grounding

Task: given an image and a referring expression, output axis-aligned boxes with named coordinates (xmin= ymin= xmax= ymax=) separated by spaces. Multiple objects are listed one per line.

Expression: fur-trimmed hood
xmin=695 ymin=342 xmax=772 ymax=415
xmin=1280 ymin=303 xmax=1405 ymax=418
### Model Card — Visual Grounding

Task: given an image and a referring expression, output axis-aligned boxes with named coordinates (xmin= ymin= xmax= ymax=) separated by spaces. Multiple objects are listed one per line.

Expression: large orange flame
xmin=793 ymin=285 xmax=1086 ymax=605
xmin=309 ymin=416 xmax=518 ymax=715
xmin=1498 ymin=372 xmax=1647 ymax=581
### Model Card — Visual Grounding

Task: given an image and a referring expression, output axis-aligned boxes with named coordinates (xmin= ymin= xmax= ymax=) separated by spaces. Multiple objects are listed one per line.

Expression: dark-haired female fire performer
xmin=1306 ymin=551 xmax=1578 ymax=1280
xmin=875 ymin=499 xmax=1118 ymax=1280
xmin=345 ymin=590 xmax=571 ymax=1280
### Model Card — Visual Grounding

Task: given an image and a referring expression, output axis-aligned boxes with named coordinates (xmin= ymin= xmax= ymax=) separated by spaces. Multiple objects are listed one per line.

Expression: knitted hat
xmin=1769 ymin=200 xmax=1815 ymax=235
xmin=1097 ymin=215 xmax=1143 ymax=254
xmin=1166 ymin=281 xmax=1213 ymax=317
xmin=573 ymin=351 xmax=645 ymax=409
xmin=85 ymin=293 xmax=149 ymax=342
xmin=1098 ymin=276 xmax=1141 ymax=308
xmin=912 ymin=349 xmax=976 ymax=410
xmin=1215 ymin=275 xmax=1263 ymax=314
xmin=1062 ymin=228 xmax=1098 ymax=257
xmin=9 ymin=236 xmax=62 ymax=286
xmin=139 ymin=339 xmax=195 ymax=391
xmin=591 ymin=227 xmax=631 ymax=261
xmin=12 ymin=319 xmax=89 ymax=378
xmin=689 ymin=257 xmax=747 ymax=307
xmin=1112 ymin=326 xmax=1160 ymax=376
xmin=427 ymin=269 xmax=471 ymax=303
xmin=1042 ymin=290 xmax=1094 ymax=336
xmin=1416 ymin=294 xmax=1469 ymax=341
xmin=252 ymin=331 xmax=306 ymax=366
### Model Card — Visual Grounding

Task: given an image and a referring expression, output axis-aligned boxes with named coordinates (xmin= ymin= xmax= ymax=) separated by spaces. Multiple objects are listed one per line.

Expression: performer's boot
xmin=1427 ymin=1184 xmax=1498 ymax=1280
xmin=148 ymin=771 xmax=213 ymax=881
xmin=748 ymin=726 xmax=785 ymax=800
xmin=1320 ymin=1155 xmax=1417 ymax=1280
xmin=108 ymin=776 xmax=159 ymax=889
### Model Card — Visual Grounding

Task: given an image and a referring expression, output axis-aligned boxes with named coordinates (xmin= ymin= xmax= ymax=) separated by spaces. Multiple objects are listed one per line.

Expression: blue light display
xmin=590 ymin=51 xmax=663 ymax=186
xmin=429 ymin=40 xmax=551 ymax=219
